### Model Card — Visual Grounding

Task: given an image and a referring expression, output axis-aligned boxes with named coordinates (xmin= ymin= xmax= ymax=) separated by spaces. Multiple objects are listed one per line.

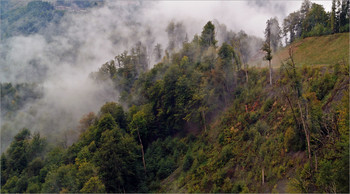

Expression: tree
xmin=41 ymin=164 xmax=78 ymax=193
xmin=283 ymin=11 xmax=302 ymax=43
xmin=339 ymin=0 xmax=349 ymax=32
xmin=300 ymin=0 xmax=312 ymax=20
xmin=78 ymin=112 xmax=97 ymax=133
xmin=100 ymin=102 xmax=126 ymax=129
xmin=166 ymin=21 xmax=187 ymax=52
xmin=94 ymin=128 xmax=140 ymax=192
xmin=129 ymin=107 xmax=155 ymax=173
xmin=282 ymin=47 xmax=312 ymax=162
xmin=263 ymin=19 xmax=274 ymax=85
xmin=234 ymin=31 xmax=249 ymax=83
xmin=93 ymin=113 xmax=117 ymax=145
xmin=200 ymin=21 xmax=217 ymax=49
xmin=6 ymin=129 xmax=31 ymax=174
xmin=331 ymin=0 xmax=337 ymax=33
xmin=218 ymin=42 xmax=236 ymax=91
xmin=153 ymin=43 xmax=163 ymax=62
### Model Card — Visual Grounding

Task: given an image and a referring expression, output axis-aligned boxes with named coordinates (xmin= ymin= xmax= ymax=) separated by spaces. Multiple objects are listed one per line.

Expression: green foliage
xmin=100 ymin=102 xmax=127 ymax=129
xmin=302 ymin=3 xmax=329 ymax=37
xmin=1 ymin=129 xmax=48 ymax=193
xmin=41 ymin=164 xmax=78 ymax=193
xmin=284 ymin=127 xmax=297 ymax=152
xmin=94 ymin=128 xmax=140 ymax=192
xmin=157 ymin=157 xmax=176 ymax=179
xmin=80 ymin=176 xmax=105 ymax=193
xmin=311 ymin=73 xmax=337 ymax=100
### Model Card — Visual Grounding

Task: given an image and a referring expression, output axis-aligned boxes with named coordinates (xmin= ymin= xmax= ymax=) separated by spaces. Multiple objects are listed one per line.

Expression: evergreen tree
xmin=332 ymin=0 xmax=337 ymax=33
xmin=200 ymin=21 xmax=217 ymax=49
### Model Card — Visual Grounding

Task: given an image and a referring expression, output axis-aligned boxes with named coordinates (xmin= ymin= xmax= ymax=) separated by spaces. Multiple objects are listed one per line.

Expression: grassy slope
xmin=272 ymin=33 xmax=349 ymax=66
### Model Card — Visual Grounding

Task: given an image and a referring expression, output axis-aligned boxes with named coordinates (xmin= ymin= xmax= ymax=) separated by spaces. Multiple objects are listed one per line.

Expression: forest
xmin=0 ymin=0 xmax=349 ymax=193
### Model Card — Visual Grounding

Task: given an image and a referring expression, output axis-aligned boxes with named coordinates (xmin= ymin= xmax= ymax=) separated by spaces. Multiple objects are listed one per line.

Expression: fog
xmin=0 ymin=0 xmax=330 ymax=151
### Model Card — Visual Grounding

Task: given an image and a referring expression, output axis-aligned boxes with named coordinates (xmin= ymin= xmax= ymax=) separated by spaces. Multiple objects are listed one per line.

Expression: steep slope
xmin=158 ymin=35 xmax=350 ymax=192
xmin=160 ymin=63 xmax=349 ymax=193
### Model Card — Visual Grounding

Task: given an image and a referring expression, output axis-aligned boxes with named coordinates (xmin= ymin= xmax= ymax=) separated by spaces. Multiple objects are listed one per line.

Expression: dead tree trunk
xmin=202 ymin=110 xmax=207 ymax=132
xmin=262 ymin=168 xmax=265 ymax=185
xmin=298 ymin=100 xmax=311 ymax=160
xmin=269 ymin=60 xmax=272 ymax=85
xmin=245 ymin=64 xmax=249 ymax=83
xmin=137 ymin=130 xmax=147 ymax=173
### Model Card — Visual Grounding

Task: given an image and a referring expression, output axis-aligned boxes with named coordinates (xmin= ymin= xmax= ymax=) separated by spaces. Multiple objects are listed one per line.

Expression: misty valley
xmin=0 ymin=0 xmax=349 ymax=193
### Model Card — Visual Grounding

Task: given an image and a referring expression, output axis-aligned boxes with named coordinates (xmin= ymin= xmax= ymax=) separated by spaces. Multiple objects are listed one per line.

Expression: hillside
xmin=158 ymin=61 xmax=349 ymax=192
xmin=249 ymin=33 xmax=349 ymax=68
xmin=273 ymin=33 xmax=349 ymax=66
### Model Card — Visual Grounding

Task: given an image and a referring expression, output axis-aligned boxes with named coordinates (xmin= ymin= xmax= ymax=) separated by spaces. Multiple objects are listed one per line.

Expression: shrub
xmin=262 ymin=98 xmax=274 ymax=112
xmin=157 ymin=157 xmax=176 ymax=179
xmin=183 ymin=154 xmax=194 ymax=172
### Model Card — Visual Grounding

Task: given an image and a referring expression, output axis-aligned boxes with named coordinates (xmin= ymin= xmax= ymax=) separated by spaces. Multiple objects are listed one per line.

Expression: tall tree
xmin=153 ymin=43 xmax=163 ymax=62
xmin=300 ymin=0 xmax=312 ymax=19
xmin=263 ymin=19 xmax=274 ymax=85
xmin=331 ymin=0 xmax=337 ymax=33
xmin=166 ymin=21 xmax=187 ymax=52
xmin=95 ymin=128 xmax=139 ymax=192
xmin=200 ymin=21 xmax=217 ymax=49
xmin=283 ymin=11 xmax=302 ymax=43
xmin=339 ymin=0 xmax=349 ymax=32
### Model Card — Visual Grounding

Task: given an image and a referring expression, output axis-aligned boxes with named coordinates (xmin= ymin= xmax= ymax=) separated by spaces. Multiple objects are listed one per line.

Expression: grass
xmin=272 ymin=33 xmax=349 ymax=66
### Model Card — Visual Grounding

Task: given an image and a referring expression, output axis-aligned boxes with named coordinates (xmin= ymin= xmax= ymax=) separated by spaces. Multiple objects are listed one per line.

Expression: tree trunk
xmin=269 ymin=60 xmax=272 ymax=85
xmin=315 ymin=152 xmax=318 ymax=172
xmin=137 ymin=130 xmax=147 ymax=173
xmin=298 ymin=101 xmax=311 ymax=160
xmin=262 ymin=168 xmax=265 ymax=185
xmin=283 ymin=91 xmax=299 ymax=127
xmin=233 ymin=69 xmax=238 ymax=87
xmin=245 ymin=64 xmax=249 ymax=83
xmin=202 ymin=110 xmax=207 ymax=132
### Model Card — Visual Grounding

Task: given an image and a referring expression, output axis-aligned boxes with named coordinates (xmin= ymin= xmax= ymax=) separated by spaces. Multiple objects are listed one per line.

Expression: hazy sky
xmin=144 ymin=0 xmax=332 ymax=38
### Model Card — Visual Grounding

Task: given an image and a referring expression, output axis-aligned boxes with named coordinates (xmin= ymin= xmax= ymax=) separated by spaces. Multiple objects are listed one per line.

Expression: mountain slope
xmin=1 ymin=28 xmax=349 ymax=193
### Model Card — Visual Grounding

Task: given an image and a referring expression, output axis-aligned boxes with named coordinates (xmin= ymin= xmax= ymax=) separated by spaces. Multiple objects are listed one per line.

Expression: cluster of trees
xmin=261 ymin=0 xmax=349 ymax=56
xmin=55 ymin=0 xmax=103 ymax=9
xmin=0 ymin=1 xmax=65 ymax=39
xmin=91 ymin=21 xmax=258 ymax=135
xmin=0 ymin=83 xmax=43 ymax=118
xmin=283 ymin=0 xmax=349 ymax=43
